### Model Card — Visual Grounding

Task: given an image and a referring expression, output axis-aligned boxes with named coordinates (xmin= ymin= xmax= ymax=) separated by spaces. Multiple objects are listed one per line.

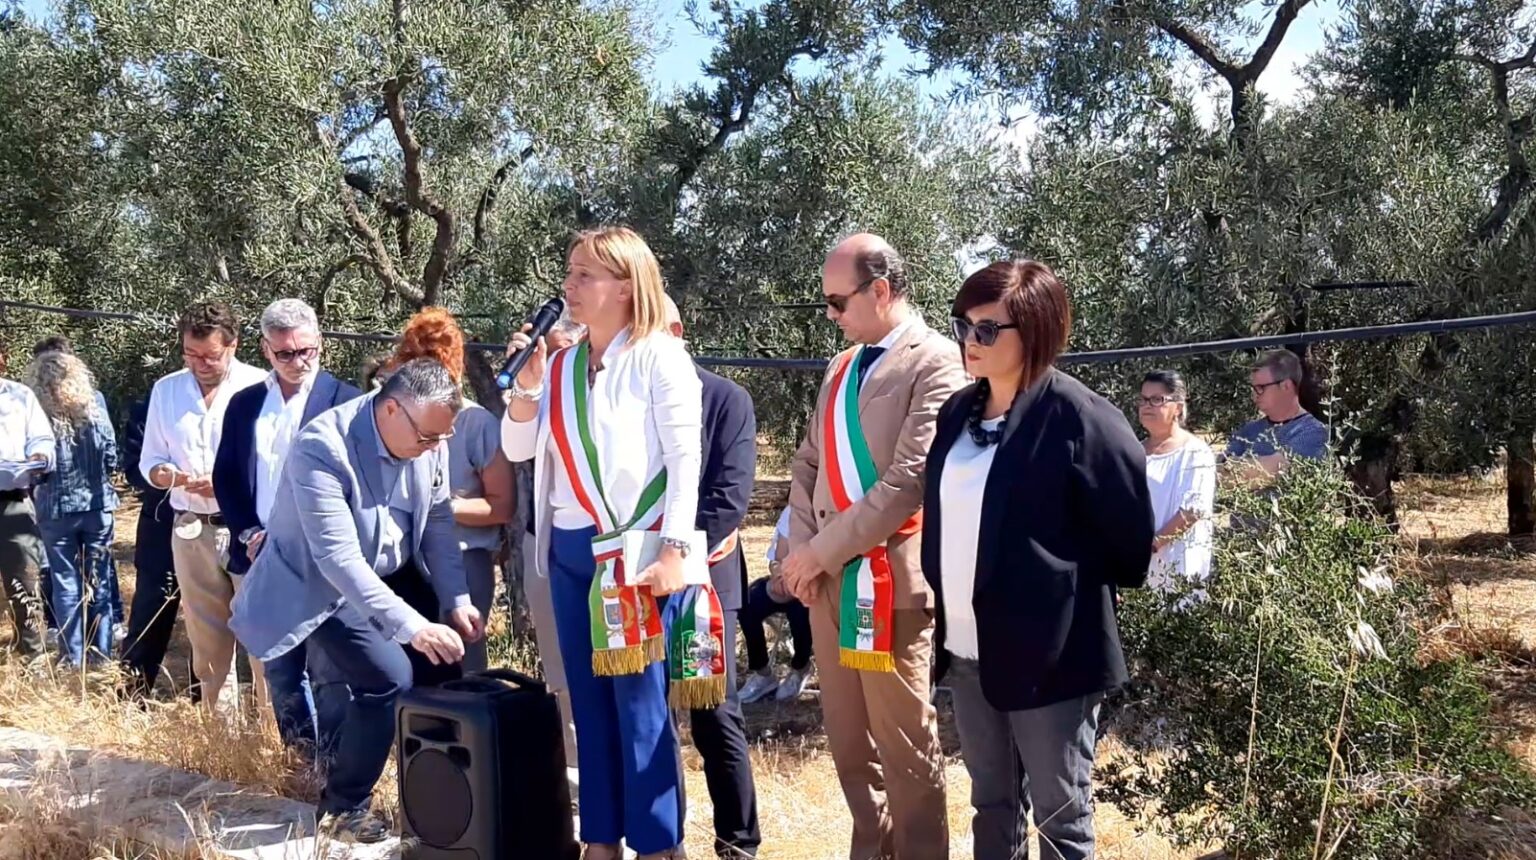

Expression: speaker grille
xmin=403 ymin=748 xmax=473 ymax=846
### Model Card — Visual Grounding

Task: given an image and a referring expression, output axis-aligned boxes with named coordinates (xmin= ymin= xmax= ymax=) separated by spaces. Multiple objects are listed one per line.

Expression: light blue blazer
xmin=230 ymin=393 xmax=471 ymax=662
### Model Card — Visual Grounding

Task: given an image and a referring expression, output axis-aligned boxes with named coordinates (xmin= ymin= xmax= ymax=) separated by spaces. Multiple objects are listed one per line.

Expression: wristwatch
xmin=239 ymin=527 xmax=262 ymax=545
xmin=659 ymin=536 xmax=691 ymax=558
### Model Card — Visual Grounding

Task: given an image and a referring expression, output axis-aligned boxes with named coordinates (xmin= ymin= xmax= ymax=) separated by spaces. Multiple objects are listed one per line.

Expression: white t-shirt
xmin=937 ymin=416 xmax=1003 ymax=660
xmin=1145 ymin=437 xmax=1217 ymax=593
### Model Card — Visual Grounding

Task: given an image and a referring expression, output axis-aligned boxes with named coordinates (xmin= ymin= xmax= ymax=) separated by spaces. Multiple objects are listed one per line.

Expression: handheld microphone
xmin=496 ymin=296 xmax=567 ymax=390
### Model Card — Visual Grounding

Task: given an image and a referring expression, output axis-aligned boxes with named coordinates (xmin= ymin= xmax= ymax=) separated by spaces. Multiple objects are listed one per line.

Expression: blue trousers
xmin=262 ymin=638 xmax=350 ymax=762
xmin=38 ymin=509 xmax=115 ymax=667
xmin=305 ymin=560 xmax=459 ymax=814
xmin=550 ymin=526 xmax=683 ymax=854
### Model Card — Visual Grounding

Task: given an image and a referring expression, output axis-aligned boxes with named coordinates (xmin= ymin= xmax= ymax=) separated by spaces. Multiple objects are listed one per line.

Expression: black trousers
xmin=688 ymin=611 xmax=761 ymax=857
xmin=0 ymin=491 xmax=46 ymax=655
xmin=739 ymin=577 xmax=813 ymax=672
xmin=120 ymin=491 xmax=183 ymax=698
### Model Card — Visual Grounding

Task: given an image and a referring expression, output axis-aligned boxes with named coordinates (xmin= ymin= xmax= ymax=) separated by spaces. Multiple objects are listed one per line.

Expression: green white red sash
xmin=666 ymin=532 xmax=736 ymax=710
xmin=822 ymin=347 xmax=917 ymax=673
xmin=549 ymin=342 xmax=666 ymax=675
xmin=547 ymin=341 xmax=727 ymax=707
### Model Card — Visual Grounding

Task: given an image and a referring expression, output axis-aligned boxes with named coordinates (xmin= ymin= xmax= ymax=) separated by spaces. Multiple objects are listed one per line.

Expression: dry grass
xmin=3 ymin=475 xmax=1536 ymax=858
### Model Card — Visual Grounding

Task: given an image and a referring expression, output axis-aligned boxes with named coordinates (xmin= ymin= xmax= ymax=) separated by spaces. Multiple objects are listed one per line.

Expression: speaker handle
xmin=441 ymin=667 xmax=548 ymax=694
xmin=475 ymin=667 xmax=547 ymax=690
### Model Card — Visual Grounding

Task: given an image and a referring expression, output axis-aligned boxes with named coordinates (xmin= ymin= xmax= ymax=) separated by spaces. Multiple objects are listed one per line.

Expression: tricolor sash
xmin=548 ymin=341 xmax=727 ymax=692
xmin=666 ymin=531 xmax=736 ymax=710
xmin=549 ymin=342 xmax=665 ymax=675
xmin=823 ymin=348 xmax=919 ymax=673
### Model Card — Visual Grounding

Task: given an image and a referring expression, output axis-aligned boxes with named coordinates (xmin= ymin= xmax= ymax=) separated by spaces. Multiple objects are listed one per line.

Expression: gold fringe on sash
xmin=590 ymin=622 xmax=667 ymax=675
xmin=645 ymin=633 xmax=667 ymax=664
xmin=592 ymin=645 xmax=649 ymax=676
xmin=840 ymin=647 xmax=895 ymax=673
xmin=668 ymin=675 xmax=728 ymax=711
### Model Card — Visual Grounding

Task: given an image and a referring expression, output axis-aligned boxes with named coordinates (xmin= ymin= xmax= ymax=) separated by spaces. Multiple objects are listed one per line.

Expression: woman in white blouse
xmin=501 ymin=226 xmax=700 ymax=860
xmin=1137 ymin=369 xmax=1217 ymax=595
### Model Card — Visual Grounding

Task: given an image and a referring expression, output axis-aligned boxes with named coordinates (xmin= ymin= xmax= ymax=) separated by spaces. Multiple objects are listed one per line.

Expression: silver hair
xmin=260 ymin=298 xmax=319 ymax=338
xmin=378 ymin=358 xmax=462 ymax=412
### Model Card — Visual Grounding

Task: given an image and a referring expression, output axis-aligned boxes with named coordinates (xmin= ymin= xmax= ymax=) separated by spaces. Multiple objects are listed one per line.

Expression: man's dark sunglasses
xmin=265 ymin=341 xmax=319 ymax=364
xmin=950 ymin=317 xmax=1019 ymax=347
xmin=824 ymin=277 xmax=879 ymax=313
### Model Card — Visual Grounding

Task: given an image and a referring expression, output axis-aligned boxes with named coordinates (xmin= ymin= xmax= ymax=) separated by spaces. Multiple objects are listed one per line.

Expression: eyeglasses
xmin=266 ymin=342 xmax=319 ymax=364
xmin=1135 ymin=395 xmax=1183 ymax=408
xmin=1250 ymin=380 xmax=1287 ymax=396
xmin=950 ymin=317 xmax=1019 ymax=347
xmin=393 ymin=400 xmax=456 ymax=446
xmin=181 ymin=347 xmax=230 ymax=364
xmin=824 ymin=277 xmax=879 ymax=314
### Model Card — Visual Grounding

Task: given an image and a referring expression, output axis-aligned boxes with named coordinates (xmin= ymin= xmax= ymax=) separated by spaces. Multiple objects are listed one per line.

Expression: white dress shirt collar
xmin=874 ymin=315 xmax=917 ymax=351
xmin=253 ymin=370 xmax=317 ymax=524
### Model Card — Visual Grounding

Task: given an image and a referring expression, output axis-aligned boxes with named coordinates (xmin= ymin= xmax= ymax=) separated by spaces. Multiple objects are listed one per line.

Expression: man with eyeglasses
xmin=780 ymin=233 xmax=966 ymax=860
xmin=231 ymin=358 xmax=482 ymax=843
xmin=1225 ymin=349 xmax=1330 ymax=486
xmin=214 ymin=298 xmax=359 ymax=761
xmin=140 ymin=301 xmax=268 ymax=713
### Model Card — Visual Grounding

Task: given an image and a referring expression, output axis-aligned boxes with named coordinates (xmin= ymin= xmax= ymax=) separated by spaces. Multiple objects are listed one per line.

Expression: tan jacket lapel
xmin=857 ymin=319 xmax=930 ymax=417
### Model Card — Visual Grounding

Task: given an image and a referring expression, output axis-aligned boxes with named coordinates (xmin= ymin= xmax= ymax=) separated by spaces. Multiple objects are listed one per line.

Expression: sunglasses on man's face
xmin=266 ymin=343 xmax=319 ymax=364
xmin=824 ymin=277 xmax=879 ymax=314
xmin=950 ymin=317 xmax=1019 ymax=347
xmin=1250 ymin=379 xmax=1287 ymax=396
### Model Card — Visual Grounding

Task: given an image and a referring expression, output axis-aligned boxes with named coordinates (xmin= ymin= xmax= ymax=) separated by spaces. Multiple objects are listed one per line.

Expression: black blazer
xmin=922 ymin=369 xmax=1154 ymax=711
xmin=696 ymin=365 xmax=757 ymax=612
xmin=213 ymin=371 xmax=362 ymax=573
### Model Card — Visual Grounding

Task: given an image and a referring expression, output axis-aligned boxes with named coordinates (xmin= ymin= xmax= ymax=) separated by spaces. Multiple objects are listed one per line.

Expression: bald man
xmin=780 ymin=235 xmax=965 ymax=859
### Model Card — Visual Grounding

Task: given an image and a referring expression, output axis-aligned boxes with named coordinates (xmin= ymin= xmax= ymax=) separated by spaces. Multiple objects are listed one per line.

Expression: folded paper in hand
xmin=0 ymin=460 xmax=46 ymax=493
xmin=622 ymin=530 xmax=711 ymax=586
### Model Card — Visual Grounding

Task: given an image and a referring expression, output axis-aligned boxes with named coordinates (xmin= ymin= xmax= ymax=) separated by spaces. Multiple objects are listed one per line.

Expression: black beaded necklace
xmin=967 ymin=379 xmax=1005 ymax=447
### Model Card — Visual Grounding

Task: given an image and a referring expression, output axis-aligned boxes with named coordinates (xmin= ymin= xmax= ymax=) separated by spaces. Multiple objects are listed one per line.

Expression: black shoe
xmin=319 ymin=809 xmax=392 ymax=844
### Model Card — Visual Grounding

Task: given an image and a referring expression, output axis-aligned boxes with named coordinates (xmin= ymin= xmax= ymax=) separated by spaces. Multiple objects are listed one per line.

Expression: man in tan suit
xmin=780 ymin=233 xmax=966 ymax=859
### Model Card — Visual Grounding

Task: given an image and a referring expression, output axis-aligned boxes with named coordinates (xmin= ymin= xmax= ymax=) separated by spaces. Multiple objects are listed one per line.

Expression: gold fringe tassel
xmin=644 ymin=633 xmax=667 ymax=663
xmin=591 ymin=635 xmax=668 ymax=676
xmin=669 ymin=675 xmax=728 ymax=711
xmin=592 ymin=644 xmax=648 ymax=676
xmin=840 ymin=647 xmax=895 ymax=673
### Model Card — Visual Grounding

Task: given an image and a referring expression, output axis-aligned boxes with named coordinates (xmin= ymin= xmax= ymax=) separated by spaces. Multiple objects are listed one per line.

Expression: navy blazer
xmin=696 ymin=365 xmax=756 ymax=612
xmin=214 ymin=371 xmax=362 ymax=573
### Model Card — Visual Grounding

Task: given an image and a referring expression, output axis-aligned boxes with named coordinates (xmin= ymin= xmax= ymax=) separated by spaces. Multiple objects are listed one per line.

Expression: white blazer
xmin=501 ymin=327 xmax=703 ymax=578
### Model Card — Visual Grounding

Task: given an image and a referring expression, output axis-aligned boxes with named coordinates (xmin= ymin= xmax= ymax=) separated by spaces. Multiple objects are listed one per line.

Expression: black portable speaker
xmin=397 ymin=668 xmax=579 ymax=859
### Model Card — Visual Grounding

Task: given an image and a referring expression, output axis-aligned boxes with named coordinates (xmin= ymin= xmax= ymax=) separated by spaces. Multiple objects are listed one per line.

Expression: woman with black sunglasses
xmin=922 ymin=260 xmax=1155 ymax=860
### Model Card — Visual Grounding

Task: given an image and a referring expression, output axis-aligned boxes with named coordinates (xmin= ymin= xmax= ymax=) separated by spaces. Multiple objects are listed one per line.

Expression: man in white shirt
xmin=214 ymin=299 xmax=361 ymax=759
xmin=0 ymin=345 xmax=54 ymax=658
xmin=139 ymin=301 xmax=267 ymax=712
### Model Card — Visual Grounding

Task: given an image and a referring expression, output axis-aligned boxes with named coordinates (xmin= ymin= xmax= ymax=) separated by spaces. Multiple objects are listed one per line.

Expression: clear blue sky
xmin=20 ymin=0 xmax=1341 ymax=104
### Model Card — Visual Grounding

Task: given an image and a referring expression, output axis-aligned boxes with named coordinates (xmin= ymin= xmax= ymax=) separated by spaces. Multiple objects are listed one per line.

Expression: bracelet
xmin=659 ymin=536 xmax=692 ymax=558
xmin=509 ymin=380 xmax=545 ymax=401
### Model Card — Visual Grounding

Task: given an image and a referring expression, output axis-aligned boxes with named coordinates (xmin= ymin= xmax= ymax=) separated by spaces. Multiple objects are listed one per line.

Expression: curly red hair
xmin=390 ymin=307 xmax=466 ymax=384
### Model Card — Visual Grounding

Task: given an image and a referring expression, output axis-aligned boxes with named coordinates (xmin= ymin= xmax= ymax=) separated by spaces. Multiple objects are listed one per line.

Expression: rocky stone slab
xmin=0 ymin=727 xmax=400 ymax=859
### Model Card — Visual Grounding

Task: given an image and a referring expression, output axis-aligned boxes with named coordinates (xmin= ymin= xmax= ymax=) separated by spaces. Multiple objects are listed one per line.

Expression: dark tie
xmin=856 ymin=346 xmax=886 ymax=388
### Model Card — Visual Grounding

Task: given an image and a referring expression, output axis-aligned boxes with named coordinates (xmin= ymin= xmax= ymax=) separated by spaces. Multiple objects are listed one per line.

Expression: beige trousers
xmin=810 ymin=588 xmax=950 ymax=860
xmin=170 ymin=512 xmax=266 ymax=715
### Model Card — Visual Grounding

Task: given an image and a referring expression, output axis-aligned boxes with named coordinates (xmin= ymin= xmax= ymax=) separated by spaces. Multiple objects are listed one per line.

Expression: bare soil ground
xmin=0 ymin=471 xmax=1533 ymax=858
